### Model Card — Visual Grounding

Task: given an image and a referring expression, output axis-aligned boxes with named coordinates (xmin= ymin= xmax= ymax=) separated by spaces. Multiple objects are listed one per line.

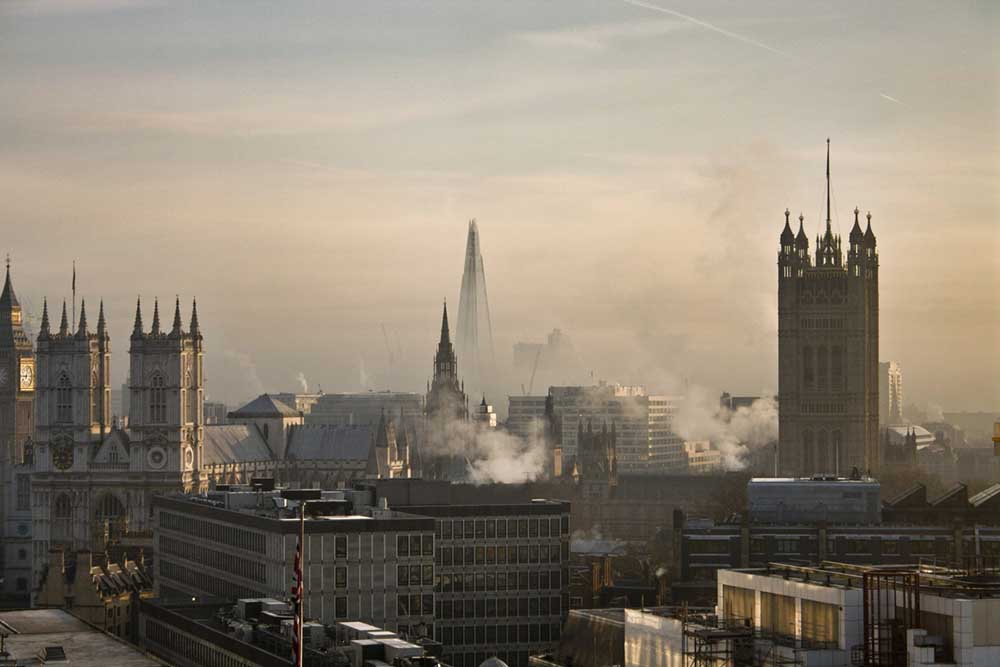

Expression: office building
xmin=671 ymin=482 xmax=1000 ymax=605
xmin=354 ymin=479 xmax=571 ymax=667
xmin=548 ymin=384 xmax=683 ymax=475
xmin=153 ymin=484 xmax=435 ymax=634
xmin=879 ymin=360 xmax=904 ymax=426
xmin=715 ymin=564 xmax=1000 ymax=666
xmin=506 ymin=396 xmax=548 ymax=442
xmin=777 ymin=142 xmax=880 ymax=475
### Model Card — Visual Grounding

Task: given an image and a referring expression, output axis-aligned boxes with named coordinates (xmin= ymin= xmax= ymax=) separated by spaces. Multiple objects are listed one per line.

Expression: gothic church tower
xmin=0 ymin=263 xmax=35 ymax=601
xmin=777 ymin=141 xmax=879 ymax=476
xmin=129 ymin=297 xmax=204 ymax=491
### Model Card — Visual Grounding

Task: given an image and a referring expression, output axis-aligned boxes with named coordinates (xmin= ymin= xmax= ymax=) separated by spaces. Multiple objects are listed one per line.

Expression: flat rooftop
xmin=731 ymin=562 xmax=1000 ymax=599
xmin=0 ymin=609 xmax=165 ymax=666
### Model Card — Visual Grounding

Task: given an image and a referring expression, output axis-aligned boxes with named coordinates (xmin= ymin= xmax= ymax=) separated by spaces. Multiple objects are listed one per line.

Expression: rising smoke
xmin=296 ymin=371 xmax=309 ymax=393
xmin=673 ymin=385 xmax=778 ymax=470
xmin=420 ymin=413 xmax=549 ymax=485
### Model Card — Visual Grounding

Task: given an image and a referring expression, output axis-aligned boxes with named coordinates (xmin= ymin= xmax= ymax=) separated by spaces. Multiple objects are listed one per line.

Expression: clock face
xmin=19 ymin=361 xmax=34 ymax=391
xmin=53 ymin=443 xmax=74 ymax=471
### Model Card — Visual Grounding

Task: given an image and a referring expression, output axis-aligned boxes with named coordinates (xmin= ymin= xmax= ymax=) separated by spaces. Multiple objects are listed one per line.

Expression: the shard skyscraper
xmin=456 ymin=219 xmax=496 ymax=402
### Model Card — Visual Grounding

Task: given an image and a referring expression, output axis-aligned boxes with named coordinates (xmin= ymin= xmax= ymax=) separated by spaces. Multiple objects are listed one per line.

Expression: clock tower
xmin=0 ymin=261 xmax=35 ymax=603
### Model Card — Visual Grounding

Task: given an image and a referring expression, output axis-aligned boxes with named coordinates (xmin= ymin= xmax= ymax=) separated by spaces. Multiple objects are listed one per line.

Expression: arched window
xmin=54 ymin=493 xmax=73 ymax=518
xmin=95 ymin=493 xmax=125 ymax=521
xmin=832 ymin=430 xmax=843 ymax=474
xmin=831 ymin=347 xmax=843 ymax=390
xmin=803 ymin=347 xmax=814 ymax=388
xmin=56 ymin=373 xmax=73 ymax=423
xmin=90 ymin=371 xmax=99 ymax=424
xmin=803 ymin=430 xmax=814 ymax=474
xmin=817 ymin=430 xmax=829 ymax=473
xmin=150 ymin=373 xmax=166 ymax=424
xmin=817 ymin=346 xmax=828 ymax=389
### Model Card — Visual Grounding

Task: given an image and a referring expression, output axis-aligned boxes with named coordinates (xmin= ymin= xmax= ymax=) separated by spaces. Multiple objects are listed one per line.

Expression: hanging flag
xmin=72 ymin=261 xmax=76 ymax=292
xmin=292 ymin=531 xmax=303 ymax=666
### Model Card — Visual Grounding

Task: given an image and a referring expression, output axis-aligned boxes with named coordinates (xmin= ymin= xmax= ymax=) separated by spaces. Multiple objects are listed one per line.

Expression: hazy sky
xmin=1 ymin=0 xmax=997 ymax=411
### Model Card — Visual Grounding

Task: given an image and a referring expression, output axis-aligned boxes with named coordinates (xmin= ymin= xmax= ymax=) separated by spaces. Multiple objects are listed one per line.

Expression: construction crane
xmin=526 ymin=347 xmax=542 ymax=396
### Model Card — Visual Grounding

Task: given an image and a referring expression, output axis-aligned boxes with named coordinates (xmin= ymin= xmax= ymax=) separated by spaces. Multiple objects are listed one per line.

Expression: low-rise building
xmin=139 ymin=597 xmax=444 ymax=667
xmin=683 ymin=441 xmax=722 ymax=474
xmin=0 ymin=608 xmax=165 ymax=667
xmin=34 ymin=548 xmax=153 ymax=641
xmin=153 ymin=484 xmax=435 ymax=635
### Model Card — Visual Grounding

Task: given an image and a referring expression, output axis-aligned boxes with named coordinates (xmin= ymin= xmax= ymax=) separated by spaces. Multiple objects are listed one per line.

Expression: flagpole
xmin=72 ymin=261 xmax=76 ymax=328
xmin=297 ymin=502 xmax=306 ymax=667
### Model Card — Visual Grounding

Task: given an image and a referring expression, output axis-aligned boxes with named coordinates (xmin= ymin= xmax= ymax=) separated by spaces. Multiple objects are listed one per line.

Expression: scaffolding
xmin=680 ymin=613 xmax=803 ymax=667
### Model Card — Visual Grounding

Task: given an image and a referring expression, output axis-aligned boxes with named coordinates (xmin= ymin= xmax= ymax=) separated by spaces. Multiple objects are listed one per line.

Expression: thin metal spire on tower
xmin=825 ymin=138 xmax=832 ymax=232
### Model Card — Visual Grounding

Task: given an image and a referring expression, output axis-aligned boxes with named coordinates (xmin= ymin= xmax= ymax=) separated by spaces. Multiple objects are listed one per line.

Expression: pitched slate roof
xmin=203 ymin=425 xmax=274 ymax=464
xmin=286 ymin=424 xmax=373 ymax=461
xmin=229 ymin=393 xmax=300 ymax=419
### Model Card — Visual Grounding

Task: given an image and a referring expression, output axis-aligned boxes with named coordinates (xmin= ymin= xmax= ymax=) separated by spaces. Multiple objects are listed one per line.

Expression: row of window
xmin=160 ymin=559 xmax=265 ymax=601
xmin=397 ymin=534 xmax=434 ymax=558
xmin=437 ymin=516 xmax=569 ymax=541
xmin=159 ymin=512 xmax=266 ymax=554
xmin=436 ymin=543 xmax=566 ymax=567
xmin=801 ymin=345 xmax=846 ymax=391
xmin=437 ymin=622 xmax=561 ymax=649
xmin=397 ymin=564 xmax=434 ymax=588
xmin=691 ymin=536 xmax=965 ymax=558
xmin=433 ymin=569 xmax=563 ymax=594
xmin=145 ymin=619 xmax=254 ymax=667
xmin=800 ymin=318 xmax=847 ymax=330
xmin=436 ymin=595 xmax=562 ymax=621
xmin=160 ymin=536 xmax=266 ymax=584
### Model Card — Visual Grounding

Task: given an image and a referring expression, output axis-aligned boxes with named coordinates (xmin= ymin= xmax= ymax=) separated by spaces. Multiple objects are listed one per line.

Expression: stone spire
xmin=38 ymin=298 xmax=51 ymax=340
xmin=150 ymin=299 xmax=161 ymax=335
xmin=170 ymin=296 xmax=182 ymax=337
xmin=439 ymin=300 xmax=451 ymax=347
xmin=780 ymin=208 xmax=794 ymax=244
xmin=825 ymin=137 xmax=832 ymax=233
xmin=850 ymin=206 xmax=864 ymax=243
xmin=132 ymin=297 xmax=144 ymax=339
xmin=0 ymin=257 xmax=19 ymax=310
xmin=59 ymin=300 xmax=69 ymax=336
xmin=75 ymin=299 xmax=88 ymax=339
xmin=97 ymin=300 xmax=106 ymax=334
xmin=189 ymin=298 xmax=200 ymax=337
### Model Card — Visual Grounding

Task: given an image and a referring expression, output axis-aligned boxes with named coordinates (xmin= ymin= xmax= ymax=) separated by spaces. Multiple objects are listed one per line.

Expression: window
xmin=831 ymin=346 xmax=843 ymax=390
xmin=760 ymin=592 xmax=795 ymax=639
xmin=16 ymin=474 xmax=29 ymax=511
xmin=54 ymin=493 xmax=72 ymax=518
xmin=802 ymin=347 xmax=814 ymax=389
xmin=398 ymin=535 xmax=408 ymax=558
xmin=150 ymin=373 xmax=166 ymax=423
xmin=336 ymin=535 xmax=347 ymax=558
xmin=335 ymin=566 xmax=347 ymax=589
xmin=56 ymin=373 xmax=73 ymax=423
xmin=90 ymin=371 xmax=99 ymax=423
xmin=335 ymin=596 xmax=347 ymax=619
xmin=801 ymin=600 xmax=840 ymax=649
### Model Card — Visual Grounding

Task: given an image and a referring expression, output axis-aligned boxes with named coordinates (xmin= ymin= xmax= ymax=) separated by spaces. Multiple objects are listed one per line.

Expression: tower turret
xmin=169 ymin=297 xmax=182 ymax=338
xmin=75 ymin=300 xmax=88 ymax=339
xmin=150 ymin=299 xmax=161 ymax=336
xmin=39 ymin=298 xmax=51 ymax=340
xmin=189 ymin=299 xmax=200 ymax=338
xmin=132 ymin=297 xmax=143 ymax=340
xmin=58 ymin=300 xmax=69 ymax=337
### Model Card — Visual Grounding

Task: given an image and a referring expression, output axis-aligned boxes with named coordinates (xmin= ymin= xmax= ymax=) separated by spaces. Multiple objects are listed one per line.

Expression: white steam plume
xmin=296 ymin=371 xmax=308 ymax=393
xmin=673 ymin=385 xmax=778 ymax=470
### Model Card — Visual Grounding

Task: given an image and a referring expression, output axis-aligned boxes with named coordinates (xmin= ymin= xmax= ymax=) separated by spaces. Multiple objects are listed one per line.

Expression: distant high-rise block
xmin=878 ymin=361 xmax=903 ymax=426
xmin=456 ymin=219 xmax=496 ymax=401
xmin=777 ymin=141 xmax=879 ymax=476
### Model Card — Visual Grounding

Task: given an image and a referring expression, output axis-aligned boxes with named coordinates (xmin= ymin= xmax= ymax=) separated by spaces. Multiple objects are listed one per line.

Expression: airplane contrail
xmin=622 ymin=0 xmax=794 ymax=59
xmin=879 ymin=92 xmax=908 ymax=107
